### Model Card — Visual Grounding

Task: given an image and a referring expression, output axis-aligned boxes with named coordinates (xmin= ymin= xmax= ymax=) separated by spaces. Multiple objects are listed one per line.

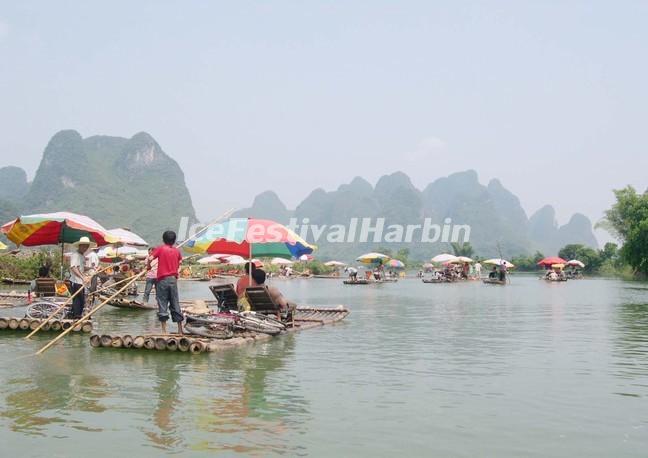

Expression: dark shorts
xmin=70 ymin=282 xmax=85 ymax=318
xmin=156 ymin=276 xmax=183 ymax=323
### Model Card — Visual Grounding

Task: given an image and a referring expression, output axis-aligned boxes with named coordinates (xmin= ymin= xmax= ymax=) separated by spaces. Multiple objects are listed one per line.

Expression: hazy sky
xmin=1 ymin=1 xmax=646 ymax=243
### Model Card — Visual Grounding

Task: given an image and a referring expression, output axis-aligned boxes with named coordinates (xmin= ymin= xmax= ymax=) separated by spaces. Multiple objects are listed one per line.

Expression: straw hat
xmin=72 ymin=236 xmax=97 ymax=248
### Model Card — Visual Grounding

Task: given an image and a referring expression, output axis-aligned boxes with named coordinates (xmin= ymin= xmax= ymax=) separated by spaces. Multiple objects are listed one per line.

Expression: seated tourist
xmin=251 ymin=268 xmax=296 ymax=319
xmin=38 ymin=261 xmax=52 ymax=278
xmin=236 ymin=262 xmax=257 ymax=298
xmin=236 ymin=262 xmax=258 ymax=311
xmin=489 ymin=266 xmax=498 ymax=279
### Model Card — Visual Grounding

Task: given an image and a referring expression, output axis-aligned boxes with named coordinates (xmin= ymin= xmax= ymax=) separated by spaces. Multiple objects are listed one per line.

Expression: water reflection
xmin=612 ymin=302 xmax=648 ymax=380
xmin=1 ymin=351 xmax=108 ymax=436
xmin=120 ymin=333 xmax=310 ymax=454
xmin=143 ymin=358 xmax=184 ymax=450
xmin=189 ymin=335 xmax=309 ymax=454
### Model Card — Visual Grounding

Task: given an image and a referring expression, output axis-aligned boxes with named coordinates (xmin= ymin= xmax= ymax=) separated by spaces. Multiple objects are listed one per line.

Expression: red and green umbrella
xmin=183 ymin=218 xmax=315 ymax=259
xmin=537 ymin=256 xmax=567 ymax=268
xmin=1 ymin=212 xmax=117 ymax=246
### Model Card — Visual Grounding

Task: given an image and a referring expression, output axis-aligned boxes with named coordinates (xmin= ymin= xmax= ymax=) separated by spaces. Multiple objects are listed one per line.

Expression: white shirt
xmin=85 ymin=251 xmax=99 ymax=274
xmin=69 ymin=251 xmax=86 ymax=284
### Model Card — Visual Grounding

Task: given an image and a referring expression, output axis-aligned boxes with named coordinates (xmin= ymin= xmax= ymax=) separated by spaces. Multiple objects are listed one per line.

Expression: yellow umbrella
xmin=0 ymin=241 xmax=7 ymax=250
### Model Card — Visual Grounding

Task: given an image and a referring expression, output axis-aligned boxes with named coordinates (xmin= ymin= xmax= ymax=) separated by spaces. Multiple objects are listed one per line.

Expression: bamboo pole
xmin=36 ymin=208 xmax=237 ymax=355
xmin=25 ymin=268 xmax=134 ymax=339
xmin=35 ymin=270 xmax=145 ymax=355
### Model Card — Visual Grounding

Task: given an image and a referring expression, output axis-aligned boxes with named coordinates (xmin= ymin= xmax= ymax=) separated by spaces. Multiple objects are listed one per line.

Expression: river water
xmin=1 ymin=276 xmax=647 ymax=457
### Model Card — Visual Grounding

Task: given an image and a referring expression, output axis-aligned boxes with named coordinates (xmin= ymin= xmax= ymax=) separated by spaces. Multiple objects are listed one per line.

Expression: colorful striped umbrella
xmin=183 ymin=218 xmax=315 ymax=259
xmin=1 ymin=212 xmax=117 ymax=246
xmin=356 ymin=252 xmax=390 ymax=265
xmin=386 ymin=259 xmax=405 ymax=269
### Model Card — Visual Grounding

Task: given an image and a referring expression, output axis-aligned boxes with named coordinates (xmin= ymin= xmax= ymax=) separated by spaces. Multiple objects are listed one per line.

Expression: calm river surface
xmin=1 ymin=276 xmax=647 ymax=457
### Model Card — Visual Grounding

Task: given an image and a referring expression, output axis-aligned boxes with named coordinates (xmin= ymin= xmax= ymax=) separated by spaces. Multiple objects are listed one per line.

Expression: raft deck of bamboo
xmin=0 ymin=316 xmax=93 ymax=333
xmin=89 ymin=306 xmax=349 ymax=354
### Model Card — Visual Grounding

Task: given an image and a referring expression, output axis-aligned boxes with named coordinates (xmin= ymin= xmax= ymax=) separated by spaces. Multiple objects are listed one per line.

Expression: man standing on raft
xmin=68 ymin=236 xmax=95 ymax=319
xmin=148 ymin=230 xmax=184 ymax=335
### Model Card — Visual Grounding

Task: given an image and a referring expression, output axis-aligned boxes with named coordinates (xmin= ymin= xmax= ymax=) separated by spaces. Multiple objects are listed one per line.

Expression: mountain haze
xmin=2 ymin=130 xmax=196 ymax=244
xmin=235 ymin=170 xmax=598 ymax=260
xmin=1 ymin=131 xmax=597 ymax=259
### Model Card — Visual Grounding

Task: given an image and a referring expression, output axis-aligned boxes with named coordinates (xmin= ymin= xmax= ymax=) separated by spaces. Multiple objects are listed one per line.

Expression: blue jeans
xmin=156 ymin=276 xmax=183 ymax=323
xmin=143 ymin=278 xmax=157 ymax=303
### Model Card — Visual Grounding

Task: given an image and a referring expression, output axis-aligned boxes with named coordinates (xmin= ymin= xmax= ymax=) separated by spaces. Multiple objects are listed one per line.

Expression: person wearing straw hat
xmin=69 ymin=236 xmax=95 ymax=319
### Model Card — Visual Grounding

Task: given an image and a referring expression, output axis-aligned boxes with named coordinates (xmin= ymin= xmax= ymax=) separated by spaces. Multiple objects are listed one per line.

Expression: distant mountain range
xmin=0 ymin=130 xmax=196 ymax=244
xmin=233 ymin=170 xmax=598 ymax=259
xmin=0 ymin=131 xmax=597 ymax=259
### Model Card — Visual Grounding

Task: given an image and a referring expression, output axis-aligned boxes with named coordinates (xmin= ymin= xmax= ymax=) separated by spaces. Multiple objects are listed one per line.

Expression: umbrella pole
xmin=60 ymin=242 xmax=64 ymax=280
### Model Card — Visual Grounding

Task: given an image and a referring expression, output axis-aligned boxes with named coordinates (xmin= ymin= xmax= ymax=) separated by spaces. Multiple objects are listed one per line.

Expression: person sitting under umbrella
xmin=236 ymin=262 xmax=257 ymax=297
xmin=251 ymin=268 xmax=296 ymax=320
xmin=489 ymin=266 xmax=498 ymax=279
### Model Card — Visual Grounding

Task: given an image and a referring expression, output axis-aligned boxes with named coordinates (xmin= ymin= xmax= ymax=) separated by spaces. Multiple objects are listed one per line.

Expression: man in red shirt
xmin=148 ymin=230 xmax=184 ymax=335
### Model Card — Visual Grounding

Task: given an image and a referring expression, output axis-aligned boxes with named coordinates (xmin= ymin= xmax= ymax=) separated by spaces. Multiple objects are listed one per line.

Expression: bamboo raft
xmin=1 ymin=278 xmax=31 ymax=285
xmin=343 ymin=279 xmax=370 ymax=285
xmin=0 ymin=316 xmax=93 ymax=333
xmin=422 ymin=278 xmax=452 ymax=284
xmin=0 ymin=292 xmax=30 ymax=308
xmin=101 ymin=295 xmax=221 ymax=311
xmin=89 ymin=306 xmax=349 ymax=354
xmin=482 ymin=278 xmax=507 ymax=285
xmin=100 ymin=295 xmax=157 ymax=310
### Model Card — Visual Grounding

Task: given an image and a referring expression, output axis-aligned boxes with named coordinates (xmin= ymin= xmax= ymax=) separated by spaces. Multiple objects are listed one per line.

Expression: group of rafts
xmin=0 ymin=213 xmax=349 ymax=355
xmin=536 ymin=257 xmax=585 ymax=282
xmin=341 ymin=253 xmax=587 ymax=287
xmin=340 ymin=252 xmax=514 ymax=286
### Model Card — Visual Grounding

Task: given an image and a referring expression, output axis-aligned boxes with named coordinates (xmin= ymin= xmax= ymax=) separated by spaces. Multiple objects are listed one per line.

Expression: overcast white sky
xmin=1 ymin=1 xmax=646 ymax=243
